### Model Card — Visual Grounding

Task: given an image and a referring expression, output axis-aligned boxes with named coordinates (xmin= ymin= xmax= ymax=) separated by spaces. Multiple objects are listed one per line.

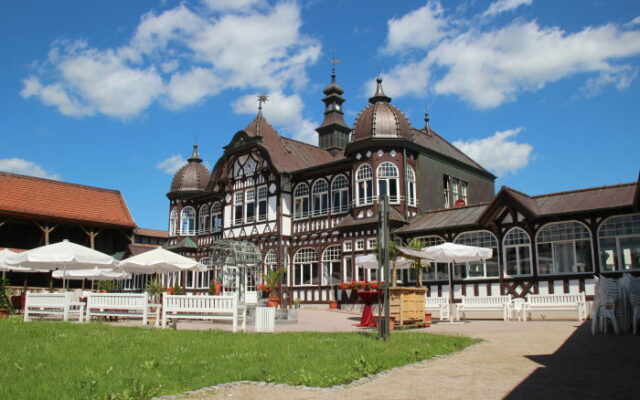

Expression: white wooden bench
xmin=85 ymin=293 xmax=160 ymax=327
xmin=24 ymin=292 xmax=85 ymax=322
xmin=525 ymin=293 xmax=586 ymax=321
xmin=457 ymin=295 xmax=511 ymax=321
xmin=425 ymin=297 xmax=451 ymax=321
xmin=162 ymin=294 xmax=246 ymax=332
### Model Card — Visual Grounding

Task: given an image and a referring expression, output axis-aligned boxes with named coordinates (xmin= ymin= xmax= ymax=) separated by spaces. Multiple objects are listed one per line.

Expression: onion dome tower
xmin=169 ymin=145 xmax=210 ymax=195
xmin=352 ymin=78 xmax=412 ymax=142
xmin=315 ymin=67 xmax=351 ymax=156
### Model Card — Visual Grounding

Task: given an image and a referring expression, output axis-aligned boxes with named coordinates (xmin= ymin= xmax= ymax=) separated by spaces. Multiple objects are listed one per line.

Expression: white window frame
xmin=419 ymin=235 xmax=446 ymax=282
xmin=257 ymin=185 xmax=268 ymax=222
xmin=293 ymin=183 xmax=310 ymax=220
xmin=406 ymin=166 xmax=417 ymax=207
xmin=211 ymin=202 xmax=222 ymax=233
xmin=180 ymin=206 xmax=196 ymax=236
xmin=502 ymin=227 xmax=533 ymax=277
xmin=343 ymin=241 xmax=353 ymax=252
xmin=535 ymin=221 xmax=594 ymax=276
xmin=198 ymin=205 xmax=209 ymax=235
xmin=311 ymin=179 xmax=329 ymax=217
xmin=355 ymin=164 xmax=373 ymax=206
xmin=597 ymin=214 xmax=640 ymax=272
xmin=355 ymin=239 xmax=365 ymax=251
xmin=377 ymin=162 xmax=400 ymax=204
xmin=245 ymin=188 xmax=256 ymax=224
xmin=234 ymin=191 xmax=244 ymax=226
xmin=331 ymin=175 xmax=350 ymax=214
xmin=293 ymin=248 xmax=319 ymax=286
xmin=322 ymin=246 xmax=341 ymax=286
xmin=453 ymin=230 xmax=499 ymax=279
xmin=367 ymin=238 xmax=377 ymax=250
xmin=169 ymin=208 xmax=179 ymax=236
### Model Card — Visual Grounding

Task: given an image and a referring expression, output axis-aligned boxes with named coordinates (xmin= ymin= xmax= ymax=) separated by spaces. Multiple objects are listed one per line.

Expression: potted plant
xmin=260 ymin=267 xmax=285 ymax=307
xmin=293 ymin=297 xmax=302 ymax=309
xmin=146 ymin=278 xmax=163 ymax=303
xmin=97 ymin=280 xmax=117 ymax=293
xmin=0 ymin=277 xmax=13 ymax=318
xmin=172 ymin=282 xmax=185 ymax=295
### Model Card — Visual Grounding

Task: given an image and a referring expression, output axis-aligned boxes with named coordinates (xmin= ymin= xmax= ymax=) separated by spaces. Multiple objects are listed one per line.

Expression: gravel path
xmin=153 ymin=311 xmax=639 ymax=400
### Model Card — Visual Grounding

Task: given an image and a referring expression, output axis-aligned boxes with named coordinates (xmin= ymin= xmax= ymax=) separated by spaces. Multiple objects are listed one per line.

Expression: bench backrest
xmin=462 ymin=295 xmax=511 ymax=306
xmin=87 ymin=293 xmax=149 ymax=309
xmin=25 ymin=292 xmax=71 ymax=308
xmin=527 ymin=293 xmax=585 ymax=305
xmin=163 ymin=294 xmax=237 ymax=313
xmin=425 ymin=297 xmax=449 ymax=306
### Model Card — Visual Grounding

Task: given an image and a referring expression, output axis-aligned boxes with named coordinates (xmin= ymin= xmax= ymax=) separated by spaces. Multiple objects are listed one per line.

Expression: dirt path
xmin=161 ymin=318 xmax=640 ymax=400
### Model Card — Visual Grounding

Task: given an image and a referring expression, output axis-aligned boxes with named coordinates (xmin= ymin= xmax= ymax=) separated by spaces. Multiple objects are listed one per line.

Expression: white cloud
xmin=0 ymin=158 xmax=60 ymax=180
xmin=201 ymin=0 xmax=266 ymax=13
xmin=21 ymin=2 xmax=320 ymax=119
xmin=382 ymin=1 xmax=448 ymax=54
xmin=232 ymin=91 xmax=318 ymax=144
xmin=378 ymin=4 xmax=640 ymax=109
xmin=156 ymin=154 xmax=186 ymax=174
xmin=483 ymin=0 xmax=533 ymax=17
xmin=453 ymin=128 xmax=533 ymax=176
xmin=629 ymin=16 xmax=640 ymax=26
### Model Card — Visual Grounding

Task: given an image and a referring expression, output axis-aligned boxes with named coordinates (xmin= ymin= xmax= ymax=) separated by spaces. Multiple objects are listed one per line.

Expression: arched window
xmin=198 ymin=205 xmax=209 ymax=234
xmin=180 ymin=206 xmax=196 ymax=235
xmin=311 ymin=179 xmax=329 ymax=217
xmin=598 ymin=214 xmax=640 ymax=272
xmin=264 ymin=249 xmax=277 ymax=272
xmin=377 ymin=162 xmax=399 ymax=203
xmin=503 ymin=227 xmax=532 ymax=276
xmin=454 ymin=231 xmax=499 ymax=278
xmin=331 ymin=175 xmax=349 ymax=214
xmin=293 ymin=183 xmax=310 ymax=219
xmin=536 ymin=221 xmax=593 ymax=275
xmin=293 ymin=248 xmax=319 ymax=286
xmin=322 ymin=246 xmax=341 ymax=286
xmin=169 ymin=208 xmax=179 ymax=236
xmin=419 ymin=236 xmax=447 ymax=281
xmin=406 ymin=166 xmax=417 ymax=207
xmin=355 ymin=164 xmax=373 ymax=206
xmin=211 ymin=202 xmax=222 ymax=233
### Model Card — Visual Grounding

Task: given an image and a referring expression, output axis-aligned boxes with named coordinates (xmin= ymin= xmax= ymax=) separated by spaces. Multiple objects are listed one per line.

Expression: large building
xmin=166 ymin=74 xmax=640 ymax=304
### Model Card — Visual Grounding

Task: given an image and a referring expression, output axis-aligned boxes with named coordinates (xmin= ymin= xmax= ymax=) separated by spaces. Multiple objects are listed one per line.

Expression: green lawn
xmin=0 ymin=317 xmax=478 ymax=400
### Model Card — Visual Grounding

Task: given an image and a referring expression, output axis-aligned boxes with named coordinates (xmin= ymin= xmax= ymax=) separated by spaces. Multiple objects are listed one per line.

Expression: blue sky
xmin=1 ymin=0 xmax=639 ymax=230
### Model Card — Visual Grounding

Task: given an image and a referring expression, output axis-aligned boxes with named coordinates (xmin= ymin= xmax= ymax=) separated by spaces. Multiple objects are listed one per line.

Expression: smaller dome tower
xmin=169 ymin=145 xmax=210 ymax=195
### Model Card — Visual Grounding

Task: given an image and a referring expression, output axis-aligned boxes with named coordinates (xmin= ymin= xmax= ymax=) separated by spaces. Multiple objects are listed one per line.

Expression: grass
xmin=0 ymin=317 xmax=478 ymax=400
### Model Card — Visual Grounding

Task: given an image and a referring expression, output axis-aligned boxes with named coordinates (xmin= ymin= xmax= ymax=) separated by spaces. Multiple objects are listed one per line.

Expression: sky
xmin=1 ymin=0 xmax=639 ymax=231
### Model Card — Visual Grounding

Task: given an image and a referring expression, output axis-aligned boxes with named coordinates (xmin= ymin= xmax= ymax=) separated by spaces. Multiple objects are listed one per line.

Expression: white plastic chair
xmin=629 ymin=292 xmax=640 ymax=335
xmin=591 ymin=276 xmax=620 ymax=335
xmin=507 ymin=298 xmax=526 ymax=321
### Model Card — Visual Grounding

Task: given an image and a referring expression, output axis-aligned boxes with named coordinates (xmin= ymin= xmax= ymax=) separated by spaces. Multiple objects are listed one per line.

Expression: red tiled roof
xmin=0 ymin=172 xmax=136 ymax=228
xmin=136 ymin=228 xmax=168 ymax=238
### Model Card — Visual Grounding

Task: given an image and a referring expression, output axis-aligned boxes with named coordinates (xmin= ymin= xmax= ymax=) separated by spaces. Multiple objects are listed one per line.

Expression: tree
xmin=377 ymin=235 xmax=401 ymax=287
xmin=405 ymin=238 xmax=429 ymax=287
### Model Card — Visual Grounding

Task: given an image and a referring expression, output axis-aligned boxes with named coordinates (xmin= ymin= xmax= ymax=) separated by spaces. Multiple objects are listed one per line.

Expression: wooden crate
xmin=389 ymin=287 xmax=426 ymax=325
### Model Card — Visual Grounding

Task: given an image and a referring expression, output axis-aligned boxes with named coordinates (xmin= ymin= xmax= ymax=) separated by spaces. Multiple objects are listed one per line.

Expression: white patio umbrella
xmin=0 ymin=249 xmax=38 ymax=273
xmin=421 ymin=242 xmax=493 ymax=322
xmin=117 ymin=247 xmax=207 ymax=274
xmin=6 ymin=239 xmax=117 ymax=271
xmin=52 ymin=267 xmax=131 ymax=281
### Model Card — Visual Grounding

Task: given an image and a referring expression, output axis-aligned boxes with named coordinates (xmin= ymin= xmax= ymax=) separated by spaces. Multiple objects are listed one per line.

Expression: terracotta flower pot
xmin=374 ymin=316 xmax=395 ymax=330
xmin=214 ymin=283 xmax=222 ymax=296
xmin=328 ymin=300 xmax=339 ymax=309
xmin=424 ymin=312 xmax=432 ymax=327
xmin=0 ymin=308 xmax=9 ymax=318
xmin=267 ymin=296 xmax=280 ymax=308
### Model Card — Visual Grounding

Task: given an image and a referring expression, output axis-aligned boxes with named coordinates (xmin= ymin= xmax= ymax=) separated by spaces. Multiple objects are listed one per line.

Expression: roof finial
xmin=369 ymin=77 xmax=391 ymax=104
xmin=329 ymin=54 xmax=341 ymax=82
xmin=188 ymin=144 xmax=202 ymax=163
xmin=257 ymin=94 xmax=269 ymax=111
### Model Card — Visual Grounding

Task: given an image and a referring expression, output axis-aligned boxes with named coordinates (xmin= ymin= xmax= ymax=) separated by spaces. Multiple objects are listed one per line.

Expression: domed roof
xmin=352 ymin=78 xmax=412 ymax=142
xmin=170 ymin=145 xmax=210 ymax=194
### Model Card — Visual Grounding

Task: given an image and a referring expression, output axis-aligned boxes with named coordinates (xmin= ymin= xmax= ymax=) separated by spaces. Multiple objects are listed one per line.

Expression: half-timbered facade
xmin=166 ymin=73 xmax=639 ymax=304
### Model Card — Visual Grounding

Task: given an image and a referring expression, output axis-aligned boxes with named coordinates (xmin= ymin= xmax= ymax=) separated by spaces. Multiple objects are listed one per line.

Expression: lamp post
xmin=378 ymin=195 xmax=391 ymax=341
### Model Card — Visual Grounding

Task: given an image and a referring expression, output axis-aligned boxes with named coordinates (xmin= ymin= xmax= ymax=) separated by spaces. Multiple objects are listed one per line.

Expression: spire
xmin=187 ymin=144 xmax=202 ymax=163
xmin=369 ymin=77 xmax=391 ymax=104
xmin=316 ymin=63 xmax=351 ymax=155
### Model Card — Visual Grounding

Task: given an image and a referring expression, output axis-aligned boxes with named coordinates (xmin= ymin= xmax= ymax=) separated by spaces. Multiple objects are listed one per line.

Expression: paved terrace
xmin=117 ymin=308 xmax=640 ymax=400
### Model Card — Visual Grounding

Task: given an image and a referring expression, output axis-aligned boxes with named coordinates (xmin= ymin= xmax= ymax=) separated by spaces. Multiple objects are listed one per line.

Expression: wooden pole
xmin=379 ymin=195 xmax=390 ymax=341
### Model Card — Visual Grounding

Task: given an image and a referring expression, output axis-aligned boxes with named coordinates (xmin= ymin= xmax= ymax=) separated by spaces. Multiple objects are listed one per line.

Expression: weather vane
xmin=257 ymin=94 xmax=268 ymax=110
xmin=329 ymin=54 xmax=342 ymax=76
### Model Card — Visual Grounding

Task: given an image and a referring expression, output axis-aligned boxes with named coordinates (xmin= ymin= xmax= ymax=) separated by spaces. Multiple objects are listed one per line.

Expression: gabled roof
xmin=240 ymin=112 xmax=343 ymax=172
xmin=394 ymin=204 xmax=488 ymax=234
xmin=336 ymin=207 xmax=406 ymax=229
xmin=530 ymin=183 xmax=636 ymax=216
xmin=164 ymin=237 xmax=198 ymax=250
xmin=0 ymin=172 xmax=136 ymax=228
xmin=411 ymin=128 xmax=493 ymax=177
